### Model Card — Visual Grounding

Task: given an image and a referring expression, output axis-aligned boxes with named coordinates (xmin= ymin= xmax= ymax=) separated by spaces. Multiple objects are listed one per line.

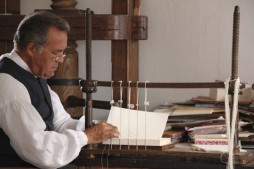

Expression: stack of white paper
xmin=103 ymin=106 xmax=171 ymax=146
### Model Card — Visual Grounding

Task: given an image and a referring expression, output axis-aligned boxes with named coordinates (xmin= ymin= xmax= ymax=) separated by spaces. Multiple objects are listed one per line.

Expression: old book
xmin=240 ymin=130 xmax=254 ymax=148
xmin=103 ymin=106 xmax=172 ymax=147
xmin=163 ymin=130 xmax=187 ymax=143
xmin=154 ymin=104 xmax=224 ymax=117
xmin=194 ymin=138 xmax=228 ymax=145
xmin=194 ymin=134 xmax=227 ymax=139
xmin=193 ymin=134 xmax=228 ymax=145
xmin=163 ymin=130 xmax=187 ymax=138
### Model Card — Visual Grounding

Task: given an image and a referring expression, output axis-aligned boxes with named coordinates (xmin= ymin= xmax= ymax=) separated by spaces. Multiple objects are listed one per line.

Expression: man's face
xmin=31 ymin=27 xmax=67 ymax=79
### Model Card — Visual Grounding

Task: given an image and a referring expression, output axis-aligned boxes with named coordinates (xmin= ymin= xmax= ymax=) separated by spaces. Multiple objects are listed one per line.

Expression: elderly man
xmin=0 ymin=11 xmax=119 ymax=169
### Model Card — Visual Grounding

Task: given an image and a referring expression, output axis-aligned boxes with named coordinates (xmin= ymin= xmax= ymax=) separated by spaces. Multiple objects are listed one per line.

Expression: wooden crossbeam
xmin=0 ymin=14 xmax=147 ymax=41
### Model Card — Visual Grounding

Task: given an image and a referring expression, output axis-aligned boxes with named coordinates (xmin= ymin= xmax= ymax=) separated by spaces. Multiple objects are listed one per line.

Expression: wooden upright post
xmin=111 ymin=0 xmax=141 ymax=108
xmin=48 ymin=0 xmax=83 ymax=117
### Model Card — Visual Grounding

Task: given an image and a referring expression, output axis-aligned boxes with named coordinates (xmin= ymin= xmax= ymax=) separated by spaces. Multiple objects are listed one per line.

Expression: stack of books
xmin=191 ymin=131 xmax=254 ymax=152
xmin=154 ymin=99 xmax=253 ymax=148
xmin=193 ymin=134 xmax=228 ymax=145
xmin=154 ymin=85 xmax=254 ymax=148
xmin=191 ymin=134 xmax=229 ymax=153
xmin=154 ymin=99 xmax=226 ymax=130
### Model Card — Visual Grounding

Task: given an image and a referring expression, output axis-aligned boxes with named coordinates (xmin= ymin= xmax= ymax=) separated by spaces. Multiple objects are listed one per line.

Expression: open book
xmin=103 ymin=106 xmax=171 ymax=146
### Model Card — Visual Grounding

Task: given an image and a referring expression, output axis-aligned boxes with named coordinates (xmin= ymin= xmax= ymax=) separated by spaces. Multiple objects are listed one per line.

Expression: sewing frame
xmin=0 ymin=1 xmax=253 ymax=168
xmin=73 ymin=6 xmax=254 ymax=169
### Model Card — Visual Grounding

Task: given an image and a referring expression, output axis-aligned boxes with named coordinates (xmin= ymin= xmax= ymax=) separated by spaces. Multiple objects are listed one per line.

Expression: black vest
xmin=0 ymin=57 xmax=54 ymax=167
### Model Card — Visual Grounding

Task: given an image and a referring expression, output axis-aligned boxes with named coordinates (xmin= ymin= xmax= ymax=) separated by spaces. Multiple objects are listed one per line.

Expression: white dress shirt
xmin=0 ymin=50 xmax=87 ymax=169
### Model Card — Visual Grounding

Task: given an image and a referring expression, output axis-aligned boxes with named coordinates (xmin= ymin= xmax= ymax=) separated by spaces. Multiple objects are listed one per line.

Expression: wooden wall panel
xmin=0 ymin=0 xmax=20 ymax=55
xmin=0 ymin=0 xmax=20 ymax=14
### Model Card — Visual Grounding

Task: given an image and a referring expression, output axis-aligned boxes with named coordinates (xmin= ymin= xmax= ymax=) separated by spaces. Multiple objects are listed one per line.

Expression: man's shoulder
xmin=0 ymin=73 xmax=30 ymax=105
xmin=0 ymin=53 xmax=10 ymax=61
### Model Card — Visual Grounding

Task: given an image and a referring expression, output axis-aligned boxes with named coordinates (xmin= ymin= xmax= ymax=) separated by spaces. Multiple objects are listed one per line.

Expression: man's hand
xmin=84 ymin=121 xmax=120 ymax=144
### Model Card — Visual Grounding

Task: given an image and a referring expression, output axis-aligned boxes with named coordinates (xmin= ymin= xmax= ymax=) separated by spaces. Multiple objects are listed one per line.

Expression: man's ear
xmin=26 ymin=43 xmax=37 ymax=56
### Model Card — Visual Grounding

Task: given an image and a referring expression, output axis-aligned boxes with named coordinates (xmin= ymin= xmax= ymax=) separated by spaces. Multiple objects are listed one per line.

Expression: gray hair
xmin=13 ymin=11 xmax=70 ymax=51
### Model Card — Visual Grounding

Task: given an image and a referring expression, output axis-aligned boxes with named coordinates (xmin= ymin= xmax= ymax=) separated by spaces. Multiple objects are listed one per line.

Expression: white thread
xmin=127 ymin=81 xmax=131 ymax=150
xmin=144 ymin=81 xmax=149 ymax=150
xmin=109 ymin=81 xmax=114 ymax=150
xmin=105 ymin=108 xmax=111 ymax=168
xmin=127 ymin=81 xmax=134 ymax=109
xmin=110 ymin=100 xmax=114 ymax=105
xmin=224 ymin=78 xmax=232 ymax=169
xmin=100 ymin=145 xmax=107 ymax=169
xmin=118 ymin=81 xmax=123 ymax=150
xmin=144 ymin=81 xmax=150 ymax=111
xmin=224 ymin=77 xmax=240 ymax=169
xmin=220 ymin=153 xmax=228 ymax=164
xmin=118 ymin=81 xmax=123 ymax=106
xmin=110 ymin=81 xmax=115 ymax=105
xmin=106 ymin=144 xmax=110 ymax=168
xmin=136 ymin=81 xmax=139 ymax=150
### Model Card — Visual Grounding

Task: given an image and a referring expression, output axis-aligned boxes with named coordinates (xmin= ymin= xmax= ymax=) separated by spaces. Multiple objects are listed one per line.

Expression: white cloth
xmin=0 ymin=50 xmax=87 ymax=169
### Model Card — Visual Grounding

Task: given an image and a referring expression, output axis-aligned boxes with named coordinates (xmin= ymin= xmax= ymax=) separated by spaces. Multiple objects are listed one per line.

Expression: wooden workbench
xmin=73 ymin=143 xmax=254 ymax=169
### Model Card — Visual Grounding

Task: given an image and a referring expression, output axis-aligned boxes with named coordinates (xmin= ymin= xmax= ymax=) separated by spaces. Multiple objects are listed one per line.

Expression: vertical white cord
xmin=136 ymin=81 xmax=139 ymax=150
xmin=224 ymin=78 xmax=231 ymax=169
xmin=127 ymin=82 xmax=134 ymax=110
xmin=144 ymin=81 xmax=149 ymax=150
xmin=118 ymin=81 xmax=123 ymax=107
xmin=127 ymin=81 xmax=132 ymax=150
xmin=229 ymin=78 xmax=240 ymax=169
xmin=109 ymin=81 xmax=114 ymax=150
xmin=79 ymin=79 xmax=86 ymax=130
xmin=100 ymin=145 xmax=107 ymax=169
xmin=101 ymin=81 xmax=115 ymax=169
xmin=224 ymin=77 xmax=240 ymax=169
xmin=110 ymin=81 xmax=115 ymax=106
xmin=144 ymin=81 xmax=149 ymax=112
xmin=118 ymin=81 xmax=123 ymax=150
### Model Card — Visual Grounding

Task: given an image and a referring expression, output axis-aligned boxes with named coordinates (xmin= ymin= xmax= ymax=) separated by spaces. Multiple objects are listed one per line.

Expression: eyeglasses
xmin=40 ymin=46 xmax=66 ymax=62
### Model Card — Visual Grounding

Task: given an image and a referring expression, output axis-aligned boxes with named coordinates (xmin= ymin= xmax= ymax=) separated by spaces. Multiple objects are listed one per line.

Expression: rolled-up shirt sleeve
xmin=0 ymin=74 xmax=87 ymax=169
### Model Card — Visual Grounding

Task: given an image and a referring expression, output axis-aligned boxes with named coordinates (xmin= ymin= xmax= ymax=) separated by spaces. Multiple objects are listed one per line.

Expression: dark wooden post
xmin=48 ymin=0 xmax=83 ymax=118
xmin=50 ymin=0 xmax=77 ymax=9
xmin=111 ymin=0 xmax=141 ymax=108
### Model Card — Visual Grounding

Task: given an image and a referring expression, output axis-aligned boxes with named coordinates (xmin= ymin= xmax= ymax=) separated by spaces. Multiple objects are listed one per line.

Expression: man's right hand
xmin=84 ymin=121 xmax=119 ymax=144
